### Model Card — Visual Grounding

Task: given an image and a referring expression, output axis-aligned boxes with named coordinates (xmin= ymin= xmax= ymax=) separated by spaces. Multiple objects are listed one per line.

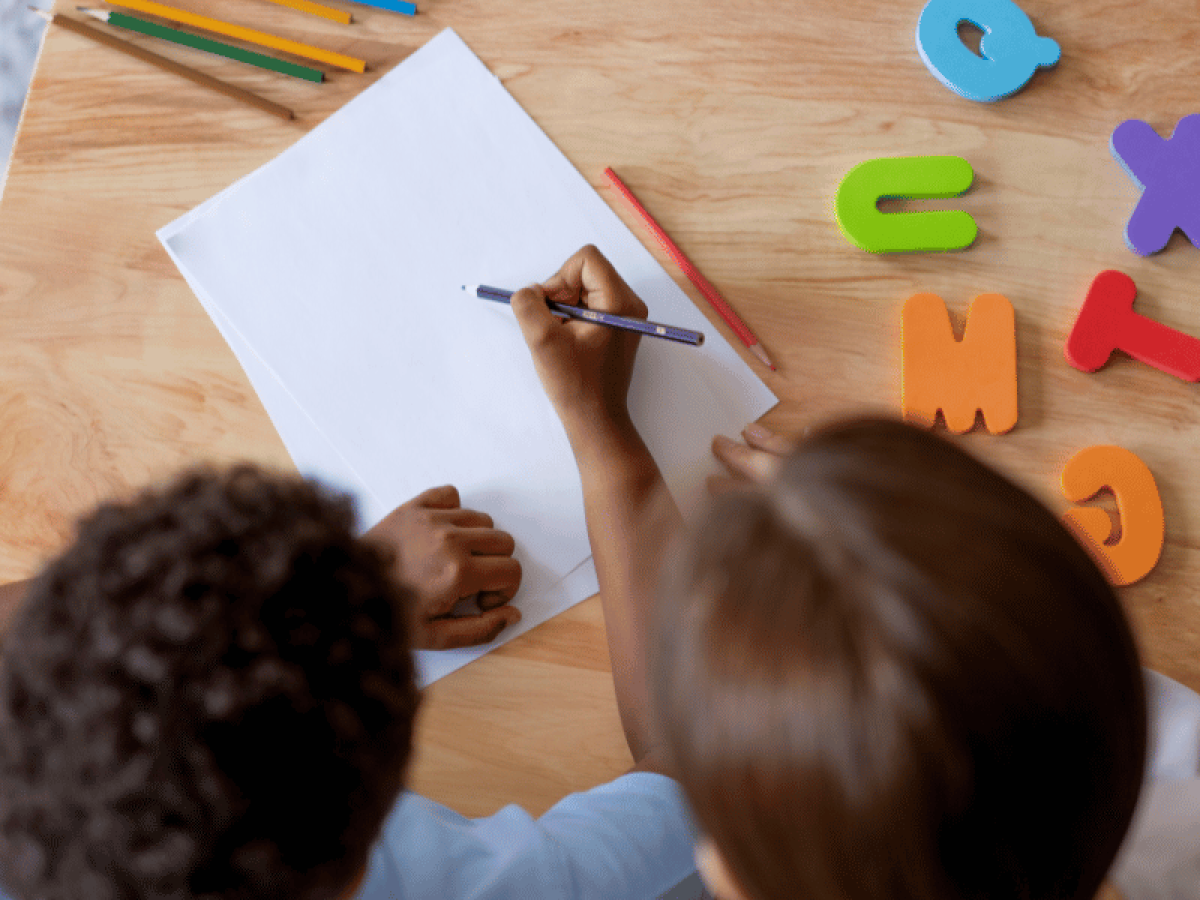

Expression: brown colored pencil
xmin=32 ymin=8 xmax=294 ymax=121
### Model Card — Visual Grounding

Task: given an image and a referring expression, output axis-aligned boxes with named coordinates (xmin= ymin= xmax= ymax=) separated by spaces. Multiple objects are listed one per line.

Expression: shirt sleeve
xmin=1110 ymin=669 xmax=1200 ymax=900
xmin=356 ymin=773 xmax=699 ymax=900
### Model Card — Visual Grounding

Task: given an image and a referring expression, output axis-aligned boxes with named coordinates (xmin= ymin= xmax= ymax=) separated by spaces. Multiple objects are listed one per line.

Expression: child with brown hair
xmin=510 ymin=246 xmax=1199 ymax=900
xmin=0 ymin=463 xmax=698 ymax=900
xmin=657 ymin=418 xmax=1146 ymax=900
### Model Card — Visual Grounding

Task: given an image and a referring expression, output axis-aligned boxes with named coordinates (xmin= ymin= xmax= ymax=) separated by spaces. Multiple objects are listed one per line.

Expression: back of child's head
xmin=0 ymin=465 xmax=419 ymax=900
xmin=651 ymin=417 xmax=1147 ymax=900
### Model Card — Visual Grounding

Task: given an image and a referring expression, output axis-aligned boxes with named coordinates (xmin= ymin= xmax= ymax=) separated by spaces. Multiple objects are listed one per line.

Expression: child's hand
xmin=709 ymin=423 xmax=794 ymax=493
xmin=365 ymin=485 xmax=522 ymax=650
xmin=512 ymin=245 xmax=648 ymax=443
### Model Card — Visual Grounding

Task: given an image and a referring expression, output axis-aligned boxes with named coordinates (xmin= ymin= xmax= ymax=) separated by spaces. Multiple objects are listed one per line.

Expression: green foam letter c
xmin=835 ymin=156 xmax=977 ymax=253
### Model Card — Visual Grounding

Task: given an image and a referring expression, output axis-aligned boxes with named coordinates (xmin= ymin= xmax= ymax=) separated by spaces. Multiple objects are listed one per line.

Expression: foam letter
xmin=901 ymin=292 xmax=1017 ymax=433
xmin=1110 ymin=115 xmax=1200 ymax=256
xmin=1065 ymin=270 xmax=1200 ymax=381
xmin=835 ymin=156 xmax=977 ymax=253
xmin=916 ymin=0 xmax=1060 ymax=101
xmin=1061 ymin=446 xmax=1164 ymax=586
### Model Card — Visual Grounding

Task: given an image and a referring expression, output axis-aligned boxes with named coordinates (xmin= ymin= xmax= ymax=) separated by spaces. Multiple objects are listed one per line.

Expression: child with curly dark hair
xmin=0 ymin=467 xmax=424 ymax=900
xmin=0 ymin=458 xmax=697 ymax=899
xmin=0 ymin=241 xmax=719 ymax=900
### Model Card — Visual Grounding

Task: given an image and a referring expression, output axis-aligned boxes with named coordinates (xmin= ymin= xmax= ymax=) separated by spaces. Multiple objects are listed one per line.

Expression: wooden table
xmin=2 ymin=0 xmax=1198 ymax=818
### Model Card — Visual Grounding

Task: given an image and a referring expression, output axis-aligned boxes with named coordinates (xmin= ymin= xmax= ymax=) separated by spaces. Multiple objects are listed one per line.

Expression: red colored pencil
xmin=603 ymin=167 xmax=775 ymax=370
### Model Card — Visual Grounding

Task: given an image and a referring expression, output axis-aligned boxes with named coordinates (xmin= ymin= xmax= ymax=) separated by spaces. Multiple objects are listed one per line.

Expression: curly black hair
xmin=0 ymin=465 xmax=419 ymax=900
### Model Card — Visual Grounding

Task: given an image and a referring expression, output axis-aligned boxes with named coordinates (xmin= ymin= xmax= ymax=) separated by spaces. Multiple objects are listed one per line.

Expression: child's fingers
xmin=575 ymin=244 xmax=622 ymax=300
xmin=576 ymin=244 xmax=619 ymax=298
xmin=712 ymin=433 xmax=781 ymax=484
xmin=742 ymin=423 xmax=793 ymax=456
xmin=424 ymin=605 xmax=521 ymax=650
xmin=543 ymin=245 xmax=647 ymax=318
xmin=712 ymin=434 xmax=750 ymax=477
xmin=543 ymin=244 xmax=619 ymax=301
xmin=460 ymin=555 xmax=523 ymax=600
xmin=433 ymin=507 xmax=494 ymax=529
xmin=541 ymin=251 xmax=587 ymax=305
xmin=476 ymin=590 xmax=510 ymax=611
xmin=579 ymin=245 xmax=648 ymax=317
xmin=412 ymin=484 xmax=461 ymax=509
xmin=458 ymin=527 xmax=517 ymax=557
xmin=511 ymin=284 xmax=558 ymax=348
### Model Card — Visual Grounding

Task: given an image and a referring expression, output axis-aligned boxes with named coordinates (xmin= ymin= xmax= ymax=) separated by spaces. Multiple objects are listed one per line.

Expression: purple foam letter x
xmin=1110 ymin=114 xmax=1200 ymax=256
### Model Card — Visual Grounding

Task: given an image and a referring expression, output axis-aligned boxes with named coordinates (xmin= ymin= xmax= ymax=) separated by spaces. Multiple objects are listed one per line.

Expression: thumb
xmin=424 ymin=605 xmax=522 ymax=650
xmin=511 ymin=284 xmax=556 ymax=349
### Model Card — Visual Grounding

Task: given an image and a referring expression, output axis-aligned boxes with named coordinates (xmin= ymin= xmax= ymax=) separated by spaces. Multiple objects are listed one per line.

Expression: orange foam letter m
xmin=901 ymin=292 xmax=1018 ymax=434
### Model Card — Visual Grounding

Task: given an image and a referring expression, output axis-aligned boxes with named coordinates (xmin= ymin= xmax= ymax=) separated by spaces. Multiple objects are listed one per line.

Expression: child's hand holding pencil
xmin=510 ymin=245 xmax=649 ymax=445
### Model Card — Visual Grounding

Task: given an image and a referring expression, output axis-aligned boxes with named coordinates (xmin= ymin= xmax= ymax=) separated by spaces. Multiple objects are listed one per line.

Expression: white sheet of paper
xmin=159 ymin=28 xmax=776 ymax=685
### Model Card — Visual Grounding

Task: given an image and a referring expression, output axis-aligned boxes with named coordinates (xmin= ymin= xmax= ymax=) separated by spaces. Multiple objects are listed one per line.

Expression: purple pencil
xmin=462 ymin=285 xmax=705 ymax=347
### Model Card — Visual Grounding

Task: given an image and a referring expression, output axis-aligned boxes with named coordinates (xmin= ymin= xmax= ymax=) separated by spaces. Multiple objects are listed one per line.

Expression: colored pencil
xmin=463 ymin=285 xmax=705 ymax=347
xmin=602 ymin=167 xmax=775 ymax=370
xmin=31 ymin=8 xmax=294 ymax=120
xmin=346 ymin=0 xmax=417 ymax=14
xmin=78 ymin=8 xmax=324 ymax=83
xmin=105 ymin=0 xmax=367 ymax=73
xmin=261 ymin=0 xmax=352 ymax=25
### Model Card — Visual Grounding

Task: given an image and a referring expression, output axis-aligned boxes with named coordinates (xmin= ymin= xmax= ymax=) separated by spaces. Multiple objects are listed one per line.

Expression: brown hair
xmin=651 ymin=418 xmax=1146 ymax=900
xmin=0 ymin=465 xmax=419 ymax=900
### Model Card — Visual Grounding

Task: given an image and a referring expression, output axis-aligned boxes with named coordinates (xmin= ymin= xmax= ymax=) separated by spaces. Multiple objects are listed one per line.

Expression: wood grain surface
xmin=2 ymin=0 xmax=1198 ymax=819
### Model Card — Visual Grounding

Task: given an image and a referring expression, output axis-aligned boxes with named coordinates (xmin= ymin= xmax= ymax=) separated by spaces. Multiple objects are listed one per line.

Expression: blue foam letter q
xmin=916 ymin=0 xmax=1060 ymax=102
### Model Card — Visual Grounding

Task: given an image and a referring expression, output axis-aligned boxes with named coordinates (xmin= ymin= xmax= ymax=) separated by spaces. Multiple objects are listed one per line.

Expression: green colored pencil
xmin=77 ymin=8 xmax=325 ymax=83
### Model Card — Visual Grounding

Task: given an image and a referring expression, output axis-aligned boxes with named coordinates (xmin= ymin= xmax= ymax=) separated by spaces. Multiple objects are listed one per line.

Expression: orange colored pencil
xmin=261 ymin=0 xmax=352 ymax=25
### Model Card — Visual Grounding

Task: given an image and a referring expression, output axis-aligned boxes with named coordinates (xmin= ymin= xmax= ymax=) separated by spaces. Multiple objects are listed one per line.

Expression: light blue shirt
xmin=1111 ymin=670 xmax=1200 ymax=900
xmin=354 ymin=772 xmax=703 ymax=900
xmin=357 ymin=670 xmax=1200 ymax=900
xmin=1 ymin=676 xmax=1194 ymax=900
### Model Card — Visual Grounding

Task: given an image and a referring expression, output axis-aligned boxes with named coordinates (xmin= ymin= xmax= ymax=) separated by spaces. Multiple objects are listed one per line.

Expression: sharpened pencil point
xmin=747 ymin=342 xmax=775 ymax=370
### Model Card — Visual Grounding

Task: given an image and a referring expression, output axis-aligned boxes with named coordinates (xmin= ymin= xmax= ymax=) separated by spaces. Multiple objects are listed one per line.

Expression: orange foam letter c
xmin=1061 ymin=446 xmax=1164 ymax=586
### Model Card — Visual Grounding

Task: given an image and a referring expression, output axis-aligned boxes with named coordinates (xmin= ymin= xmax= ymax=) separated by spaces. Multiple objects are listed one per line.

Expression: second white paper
xmin=160 ymin=29 xmax=777 ymax=684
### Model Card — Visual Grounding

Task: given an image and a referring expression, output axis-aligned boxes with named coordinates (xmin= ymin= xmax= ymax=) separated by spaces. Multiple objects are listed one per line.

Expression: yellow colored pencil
xmin=105 ymin=0 xmax=367 ymax=72
xmin=261 ymin=0 xmax=352 ymax=25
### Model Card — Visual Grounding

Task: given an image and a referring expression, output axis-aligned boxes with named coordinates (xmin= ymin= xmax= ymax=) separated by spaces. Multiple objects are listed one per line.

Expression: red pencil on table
xmin=603 ymin=167 xmax=775 ymax=371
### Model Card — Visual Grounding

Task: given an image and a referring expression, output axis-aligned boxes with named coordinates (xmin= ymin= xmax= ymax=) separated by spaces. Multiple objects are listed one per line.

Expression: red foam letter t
xmin=1065 ymin=270 xmax=1200 ymax=381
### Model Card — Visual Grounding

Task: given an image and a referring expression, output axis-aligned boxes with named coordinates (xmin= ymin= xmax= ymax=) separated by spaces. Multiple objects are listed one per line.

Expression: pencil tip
xmin=747 ymin=342 xmax=775 ymax=370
